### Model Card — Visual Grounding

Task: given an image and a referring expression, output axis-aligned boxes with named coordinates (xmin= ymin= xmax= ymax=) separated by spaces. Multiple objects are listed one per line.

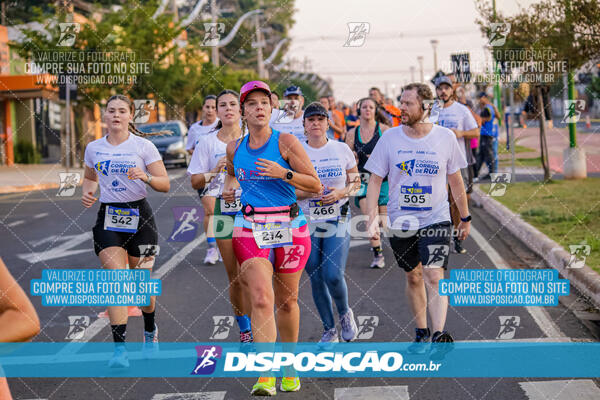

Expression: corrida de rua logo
xmin=395 ymin=159 xmax=439 ymax=176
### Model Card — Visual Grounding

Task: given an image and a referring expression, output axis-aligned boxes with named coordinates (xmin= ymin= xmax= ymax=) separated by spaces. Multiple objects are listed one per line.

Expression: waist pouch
xmin=242 ymin=203 xmax=299 ymax=224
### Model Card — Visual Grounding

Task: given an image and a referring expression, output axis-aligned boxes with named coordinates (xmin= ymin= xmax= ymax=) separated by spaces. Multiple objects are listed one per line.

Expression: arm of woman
xmin=255 ymin=133 xmax=321 ymax=193
xmin=222 ymin=141 xmax=239 ymax=202
xmin=143 ymin=161 xmax=170 ymax=192
xmin=82 ymin=166 xmax=99 ymax=208
xmin=321 ymin=166 xmax=360 ymax=204
xmin=0 ymin=258 xmax=40 ymax=342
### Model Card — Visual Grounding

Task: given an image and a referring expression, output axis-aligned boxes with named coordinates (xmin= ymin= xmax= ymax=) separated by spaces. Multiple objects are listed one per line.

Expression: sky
xmin=288 ymin=0 xmax=538 ymax=103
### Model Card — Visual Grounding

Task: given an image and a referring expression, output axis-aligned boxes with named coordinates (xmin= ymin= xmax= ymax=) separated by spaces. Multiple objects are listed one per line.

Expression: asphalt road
xmin=1 ymin=168 xmax=599 ymax=400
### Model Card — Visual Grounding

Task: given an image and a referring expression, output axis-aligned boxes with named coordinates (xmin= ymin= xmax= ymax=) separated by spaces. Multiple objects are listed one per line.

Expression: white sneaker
xmin=204 ymin=247 xmax=219 ymax=265
xmin=370 ymin=254 xmax=385 ymax=269
xmin=317 ymin=328 xmax=339 ymax=350
xmin=340 ymin=309 xmax=358 ymax=342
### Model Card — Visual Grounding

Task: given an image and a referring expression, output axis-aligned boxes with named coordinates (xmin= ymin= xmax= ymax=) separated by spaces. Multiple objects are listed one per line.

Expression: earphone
xmin=357 ymin=97 xmax=376 ymax=117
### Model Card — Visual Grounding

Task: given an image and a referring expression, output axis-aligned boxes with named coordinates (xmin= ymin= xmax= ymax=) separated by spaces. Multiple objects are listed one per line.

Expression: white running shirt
xmin=364 ymin=125 xmax=467 ymax=229
xmin=84 ymin=134 xmax=162 ymax=203
xmin=299 ymin=139 xmax=356 ymax=217
xmin=270 ymin=113 xmax=305 ymax=142
xmin=187 ymin=131 xmax=231 ymax=197
xmin=186 ymin=119 xmax=220 ymax=151
xmin=433 ymin=102 xmax=478 ymax=164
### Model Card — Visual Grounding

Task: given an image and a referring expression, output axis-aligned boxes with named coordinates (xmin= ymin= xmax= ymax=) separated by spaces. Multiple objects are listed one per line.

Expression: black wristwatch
xmin=285 ymin=170 xmax=294 ymax=181
xmin=460 ymin=215 xmax=472 ymax=222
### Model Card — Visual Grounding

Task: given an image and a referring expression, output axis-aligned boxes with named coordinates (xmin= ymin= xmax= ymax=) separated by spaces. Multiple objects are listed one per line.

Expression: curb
xmin=472 ymin=185 xmax=600 ymax=310
xmin=0 ymin=183 xmax=60 ymax=194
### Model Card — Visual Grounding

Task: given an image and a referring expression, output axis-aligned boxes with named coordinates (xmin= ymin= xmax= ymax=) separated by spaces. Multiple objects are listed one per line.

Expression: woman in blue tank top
xmin=223 ymin=81 xmax=320 ymax=396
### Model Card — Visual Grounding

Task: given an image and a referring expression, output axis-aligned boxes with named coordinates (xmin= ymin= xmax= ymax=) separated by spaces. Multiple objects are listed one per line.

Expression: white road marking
xmin=335 ymin=385 xmax=409 ymax=400
xmin=17 ymin=233 xmax=92 ymax=264
xmin=519 ymin=379 xmax=600 ymax=400
xmin=56 ymin=234 xmax=206 ymax=356
xmin=152 ymin=392 xmax=226 ymax=400
xmin=6 ymin=220 xmax=24 ymax=227
xmin=349 ymin=239 xmax=370 ymax=248
xmin=469 ymin=226 xmax=566 ymax=339
xmin=33 ymin=212 xmax=49 ymax=219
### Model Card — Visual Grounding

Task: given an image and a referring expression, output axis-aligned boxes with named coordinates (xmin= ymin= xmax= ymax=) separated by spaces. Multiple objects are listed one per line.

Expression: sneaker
xmin=453 ymin=239 xmax=467 ymax=254
xmin=280 ymin=377 xmax=301 ymax=392
xmin=340 ymin=309 xmax=358 ymax=342
xmin=369 ymin=254 xmax=385 ymax=269
xmin=240 ymin=330 xmax=253 ymax=343
xmin=108 ymin=345 xmax=129 ymax=368
xmin=430 ymin=330 xmax=454 ymax=360
xmin=143 ymin=324 xmax=159 ymax=359
xmin=204 ymin=247 xmax=219 ymax=265
xmin=317 ymin=328 xmax=339 ymax=350
xmin=251 ymin=377 xmax=276 ymax=396
xmin=407 ymin=327 xmax=431 ymax=354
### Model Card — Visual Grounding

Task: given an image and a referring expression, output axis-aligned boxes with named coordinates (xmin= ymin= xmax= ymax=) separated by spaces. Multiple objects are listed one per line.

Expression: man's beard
xmin=404 ymin=111 xmax=427 ymax=127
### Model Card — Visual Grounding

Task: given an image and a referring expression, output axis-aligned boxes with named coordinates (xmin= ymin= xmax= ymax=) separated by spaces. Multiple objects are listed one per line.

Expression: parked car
xmin=136 ymin=120 xmax=189 ymax=168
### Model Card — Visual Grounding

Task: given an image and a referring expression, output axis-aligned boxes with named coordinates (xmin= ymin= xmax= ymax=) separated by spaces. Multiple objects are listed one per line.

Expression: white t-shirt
xmin=364 ymin=125 xmax=467 ymax=229
xmin=187 ymin=131 xmax=229 ymax=197
xmin=186 ymin=119 xmax=220 ymax=151
xmin=434 ymin=102 xmax=478 ymax=165
xmin=270 ymin=113 xmax=305 ymax=142
xmin=299 ymin=139 xmax=356 ymax=217
xmin=84 ymin=134 xmax=162 ymax=203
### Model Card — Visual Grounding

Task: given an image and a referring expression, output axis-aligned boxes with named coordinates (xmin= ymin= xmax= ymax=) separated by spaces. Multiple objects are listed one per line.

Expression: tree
xmin=476 ymin=0 xmax=600 ymax=181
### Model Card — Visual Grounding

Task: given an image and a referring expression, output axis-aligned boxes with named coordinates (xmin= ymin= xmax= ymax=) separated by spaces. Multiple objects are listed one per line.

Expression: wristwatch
xmin=145 ymin=173 xmax=153 ymax=185
xmin=460 ymin=215 xmax=472 ymax=222
xmin=284 ymin=170 xmax=294 ymax=181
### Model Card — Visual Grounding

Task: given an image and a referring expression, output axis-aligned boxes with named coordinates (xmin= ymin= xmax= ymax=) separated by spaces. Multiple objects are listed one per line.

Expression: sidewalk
xmin=0 ymin=164 xmax=84 ymax=194
xmin=501 ymin=125 xmax=600 ymax=174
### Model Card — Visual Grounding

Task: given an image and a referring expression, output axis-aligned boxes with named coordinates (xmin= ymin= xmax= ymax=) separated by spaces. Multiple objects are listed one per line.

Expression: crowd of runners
xmin=64 ymin=74 xmax=491 ymax=396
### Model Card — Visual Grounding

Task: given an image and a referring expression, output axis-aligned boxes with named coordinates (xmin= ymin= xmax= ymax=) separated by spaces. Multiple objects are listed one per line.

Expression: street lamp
xmin=417 ymin=56 xmax=424 ymax=83
xmin=430 ymin=39 xmax=439 ymax=72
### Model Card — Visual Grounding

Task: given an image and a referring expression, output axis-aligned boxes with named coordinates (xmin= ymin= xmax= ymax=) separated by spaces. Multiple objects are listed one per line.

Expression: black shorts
xmin=388 ymin=221 xmax=452 ymax=272
xmin=93 ymin=198 xmax=158 ymax=257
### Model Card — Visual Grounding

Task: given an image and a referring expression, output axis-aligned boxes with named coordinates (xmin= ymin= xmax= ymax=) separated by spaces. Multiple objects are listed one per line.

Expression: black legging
xmin=475 ymin=135 xmax=496 ymax=177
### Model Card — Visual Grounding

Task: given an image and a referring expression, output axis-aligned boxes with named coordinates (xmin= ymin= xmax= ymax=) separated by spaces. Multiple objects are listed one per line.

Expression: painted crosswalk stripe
xmin=6 ymin=220 xmax=24 ymax=227
xmin=350 ymin=239 xmax=370 ymax=248
xmin=519 ymin=379 xmax=600 ymax=399
xmin=151 ymin=392 xmax=226 ymax=400
xmin=56 ymin=234 xmax=206 ymax=356
xmin=334 ymin=385 xmax=409 ymax=400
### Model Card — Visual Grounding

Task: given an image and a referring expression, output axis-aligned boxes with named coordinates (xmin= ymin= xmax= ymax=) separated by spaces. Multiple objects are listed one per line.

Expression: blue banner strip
xmin=0 ymin=342 xmax=599 ymax=378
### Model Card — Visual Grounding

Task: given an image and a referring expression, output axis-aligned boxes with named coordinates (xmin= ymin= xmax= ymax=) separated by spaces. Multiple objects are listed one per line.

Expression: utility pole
xmin=254 ymin=12 xmax=267 ymax=79
xmin=430 ymin=39 xmax=439 ymax=72
xmin=211 ymin=0 xmax=219 ymax=67
xmin=410 ymin=66 xmax=415 ymax=82
xmin=417 ymin=56 xmax=424 ymax=83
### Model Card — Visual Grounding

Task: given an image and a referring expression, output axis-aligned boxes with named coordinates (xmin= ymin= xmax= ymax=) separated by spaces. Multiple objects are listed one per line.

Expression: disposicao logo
xmin=191 ymin=345 xmax=222 ymax=375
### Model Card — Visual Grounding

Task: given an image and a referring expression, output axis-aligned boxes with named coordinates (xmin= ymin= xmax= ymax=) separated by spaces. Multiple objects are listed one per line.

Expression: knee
xmin=406 ymin=269 xmax=423 ymax=287
xmin=423 ymin=272 xmax=441 ymax=288
xmin=324 ymin=271 xmax=343 ymax=289
xmin=250 ymin=288 xmax=273 ymax=311
xmin=277 ymin=296 xmax=299 ymax=314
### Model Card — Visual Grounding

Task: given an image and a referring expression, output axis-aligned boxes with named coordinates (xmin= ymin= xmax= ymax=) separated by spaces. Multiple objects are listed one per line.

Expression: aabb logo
xmin=191 ymin=345 xmax=222 ymax=375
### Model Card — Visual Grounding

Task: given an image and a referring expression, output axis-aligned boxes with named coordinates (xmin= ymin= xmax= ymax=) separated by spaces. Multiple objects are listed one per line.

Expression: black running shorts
xmin=92 ymin=198 xmax=158 ymax=257
xmin=388 ymin=221 xmax=452 ymax=272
